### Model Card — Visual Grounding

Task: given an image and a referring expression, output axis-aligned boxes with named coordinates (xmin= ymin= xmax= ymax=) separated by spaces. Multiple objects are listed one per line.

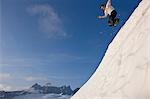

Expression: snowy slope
xmin=71 ymin=0 xmax=150 ymax=99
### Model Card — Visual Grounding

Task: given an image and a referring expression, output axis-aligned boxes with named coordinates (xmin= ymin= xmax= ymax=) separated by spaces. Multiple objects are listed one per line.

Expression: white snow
xmin=71 ymin=0 xmax=150 ymax=99
xmin=13 ymin=93 xmax=71 ymax=99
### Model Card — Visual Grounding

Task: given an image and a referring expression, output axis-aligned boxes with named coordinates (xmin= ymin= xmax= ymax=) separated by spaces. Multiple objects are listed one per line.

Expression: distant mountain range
xmin=0 ymin=83 xmax=80 ymax=99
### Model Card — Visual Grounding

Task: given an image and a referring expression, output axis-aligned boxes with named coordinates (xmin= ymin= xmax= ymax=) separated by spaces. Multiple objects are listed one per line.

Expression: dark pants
xmin=108 ymin=10 xmax=117 ymax=25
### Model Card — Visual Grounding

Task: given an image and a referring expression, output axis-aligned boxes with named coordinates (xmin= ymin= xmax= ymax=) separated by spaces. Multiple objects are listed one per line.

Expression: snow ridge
xmin=71 ymin=0 xmax=150 ymax=99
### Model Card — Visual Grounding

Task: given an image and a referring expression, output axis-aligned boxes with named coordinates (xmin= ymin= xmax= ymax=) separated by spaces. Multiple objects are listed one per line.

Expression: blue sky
xmin=0 ymin=0 xmax=140 ymax=91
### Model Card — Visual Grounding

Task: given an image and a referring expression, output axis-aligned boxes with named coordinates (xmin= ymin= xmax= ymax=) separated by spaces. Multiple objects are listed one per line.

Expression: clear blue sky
xmin=0 ymin=0 xmax=140 ymax=90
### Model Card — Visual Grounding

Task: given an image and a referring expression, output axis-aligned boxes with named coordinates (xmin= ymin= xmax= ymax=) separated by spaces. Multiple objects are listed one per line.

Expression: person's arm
xmin=106 ymin=0 xmax=111 ymax=8
xmin=98 ymin=11 xmax=108 ymax=19
xmin=98 ymin=15 xmax=107 ymax=19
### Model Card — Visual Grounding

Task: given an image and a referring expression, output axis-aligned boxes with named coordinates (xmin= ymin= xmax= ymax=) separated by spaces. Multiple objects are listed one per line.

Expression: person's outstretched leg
xmin=108 ymin=10 xmax=117 ymax=26
xmin=108 ymin=20 xmax=113 ymax=26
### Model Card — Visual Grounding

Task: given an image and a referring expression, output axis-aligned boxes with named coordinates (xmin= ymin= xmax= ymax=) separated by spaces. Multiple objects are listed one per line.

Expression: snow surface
xmin=71 ymin=0 xmax=150 ymax=99
xmin=13 ymin=93 xmax=71 ymax=99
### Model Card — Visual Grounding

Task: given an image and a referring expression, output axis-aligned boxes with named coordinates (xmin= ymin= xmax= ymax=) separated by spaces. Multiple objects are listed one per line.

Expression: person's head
xmin=100 ymin=4 xmax=106 ymax=10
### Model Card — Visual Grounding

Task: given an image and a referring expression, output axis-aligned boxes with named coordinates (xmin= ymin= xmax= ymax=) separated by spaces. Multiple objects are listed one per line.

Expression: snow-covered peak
xmin=31 ymin=83 xmax=42 ymax=90
xmin=44 ymin=83 xmax=52 ymax=87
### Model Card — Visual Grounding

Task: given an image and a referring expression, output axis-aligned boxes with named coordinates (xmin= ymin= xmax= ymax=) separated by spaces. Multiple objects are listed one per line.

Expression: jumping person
xmin=98 ymin=0 xmax=119 ymax=26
